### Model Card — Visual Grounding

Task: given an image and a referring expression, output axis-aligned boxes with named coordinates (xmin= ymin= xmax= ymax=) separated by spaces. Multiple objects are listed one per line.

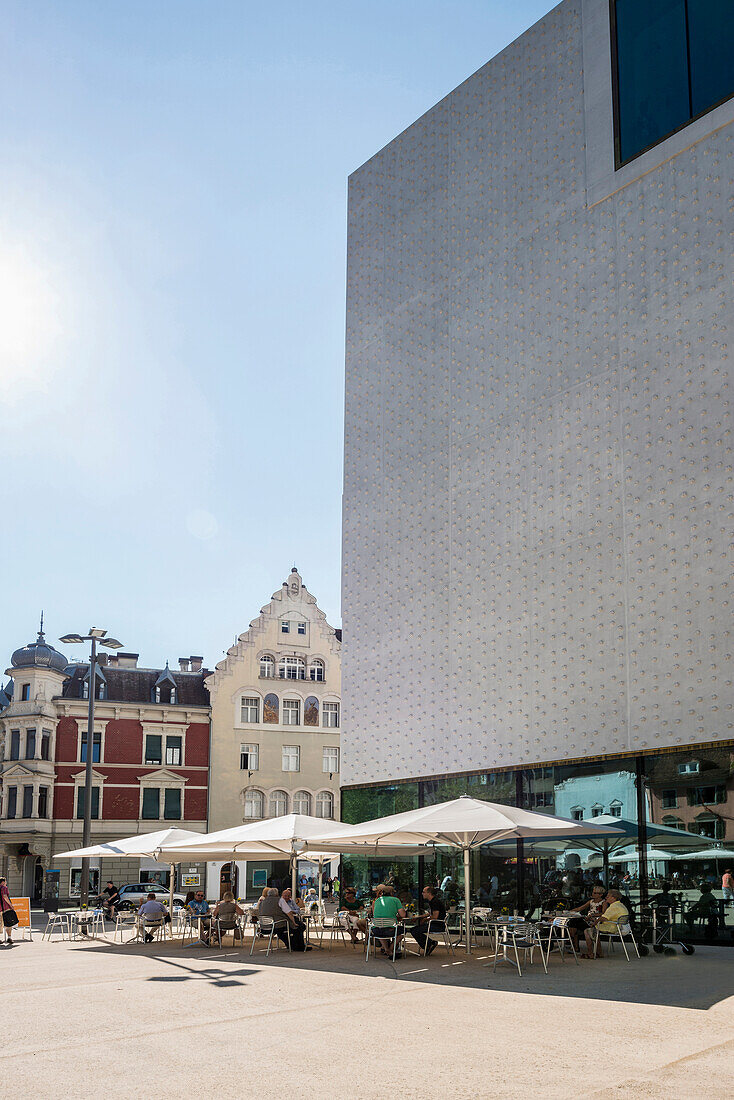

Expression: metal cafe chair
xmin=420 ymin=918 xmax=456 ymax=957
xmin=592 ymin=918 xmax=641 ymax=962
xmin=492 ymin=921 xmax=543 ymax=977
xmin=250 ymin=915 xmax=291 ymax=957
xmin=43 ymin=910 xmax=70 ymax=941
xmin=213 ymin=915 xmax=244 ymax=948
xmin=114 ymin=910 xmax=140 ymax=942
xmin=138 ymin=916 xmax=168 ymax=944
xmin=365 ymin=916 xmax=403 ymax=961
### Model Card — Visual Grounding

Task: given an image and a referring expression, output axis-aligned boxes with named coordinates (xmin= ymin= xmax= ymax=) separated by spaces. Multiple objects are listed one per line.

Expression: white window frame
xmin=323 ymin=747 xmax=340 ymax=774
xmin=280 ymin=620 xmax=290 ymax=634
xmin=240 ymin=696 xmax=260 ymax=723
xmin=282 ymin=744 xmax=300 ymax=772
xmin=279 ymin=656 xmax=305 ymax=681
xmin=297 ymin=621 xmax=307 ymax=635
xmin=293 ymin=790 xmax=311 ymax=815
xmin=165 ymin=734 xmax=183 ymax=767
xmin=240 ymin=743 xmax=259 ymax=771
xmin=283 ymin=699 xmax=301 ymax=726
xmin=322 ymin=701 xmax=340 ymax=729
xmin=315 ymin=791 xmax=334 ymax=819
xmin=309 ymin=659 xmax=325 ymax=682
xmin=570 ymin=806 xmax=584 ymax=822
xmin=608 ymin=801 xmax=622 ymax=818
xmin=139 ymin=770 xmax=186 ymax=822
xmin=259 ymin=655 xmax=275 ymax=678
xmin=243 ymin=788 xmax=264 ymax=819
xmin=270 ymin=789 xmax=289 ymax=817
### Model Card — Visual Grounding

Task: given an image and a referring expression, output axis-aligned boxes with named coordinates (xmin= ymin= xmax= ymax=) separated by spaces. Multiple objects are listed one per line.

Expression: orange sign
xmin=8 ymin=897 xmax=31 ymax=928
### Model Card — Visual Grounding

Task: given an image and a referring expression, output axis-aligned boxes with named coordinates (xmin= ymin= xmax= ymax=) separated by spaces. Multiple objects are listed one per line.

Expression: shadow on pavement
xmin=65 ymin=933 xmax=734 ymax=1011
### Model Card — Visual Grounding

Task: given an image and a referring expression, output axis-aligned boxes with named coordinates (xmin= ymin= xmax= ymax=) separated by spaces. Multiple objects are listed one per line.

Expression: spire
xmin=38 ymin=610 xmax=45 ymax=641
xmin=154 ymin=661 xmax=177 ymax=687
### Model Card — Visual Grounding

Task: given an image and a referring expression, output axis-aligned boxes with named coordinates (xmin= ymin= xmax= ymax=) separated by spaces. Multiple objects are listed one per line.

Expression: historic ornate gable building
xmin=0 ymin=626 xmax=210 ymax=900
xmin=206 ymin=568 xmax=341 ymax=864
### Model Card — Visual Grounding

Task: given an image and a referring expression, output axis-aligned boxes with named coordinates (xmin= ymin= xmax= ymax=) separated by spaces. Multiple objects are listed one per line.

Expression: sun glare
xmin=0 ymin=244 xmax=64 ymax=382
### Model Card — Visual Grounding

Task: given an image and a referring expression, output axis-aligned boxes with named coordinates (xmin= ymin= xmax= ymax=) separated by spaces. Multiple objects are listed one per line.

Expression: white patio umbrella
xmin=309 ymin=796 xmax=623 ymax=952
xmin=160 ymin=815 xmax=357 ymax=899
xmin=54 ymin=827 xmax=203 ymax=913
xmin=663 ymin=846 xmax=734 ymax=863
xmin=517 ymin=814 xmax=710 ymax=885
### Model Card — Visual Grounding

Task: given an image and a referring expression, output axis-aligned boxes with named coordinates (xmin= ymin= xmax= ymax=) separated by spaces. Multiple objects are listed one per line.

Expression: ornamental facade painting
xmin=264 ymin=693 xmax=279 ymax=723
xmin=304 ymin=696 xmax=319 ymax=726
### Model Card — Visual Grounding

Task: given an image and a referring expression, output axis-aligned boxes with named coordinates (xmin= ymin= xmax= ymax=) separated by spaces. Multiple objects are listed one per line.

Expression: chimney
xmin=178 ymin=657 xmax=190 ymax=672
xmin=189 ymin=656 xmax=203 ymax=672
xmin=116 ymin=652 xmax=139 ymax=668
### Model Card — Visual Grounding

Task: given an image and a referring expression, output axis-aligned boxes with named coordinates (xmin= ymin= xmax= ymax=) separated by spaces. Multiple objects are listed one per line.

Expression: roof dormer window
xmin=678 ymin=760 xmax=700 ymax=776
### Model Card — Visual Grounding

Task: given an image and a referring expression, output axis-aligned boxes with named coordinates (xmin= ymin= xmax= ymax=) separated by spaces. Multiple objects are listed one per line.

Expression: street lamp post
xmin=60 ymin=628 xmax=123 ymax=905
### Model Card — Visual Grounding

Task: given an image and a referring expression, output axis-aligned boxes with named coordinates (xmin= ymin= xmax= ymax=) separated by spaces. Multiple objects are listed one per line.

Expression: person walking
xmin=722 ymin=868 xmax=733 ymax=906
xmin=0 ymin=877 xmax=19 ymax=947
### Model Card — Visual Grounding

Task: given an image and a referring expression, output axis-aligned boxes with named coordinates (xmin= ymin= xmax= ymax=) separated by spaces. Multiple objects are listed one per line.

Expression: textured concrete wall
xmin=342 ymin=0 xmax=734 ymax=785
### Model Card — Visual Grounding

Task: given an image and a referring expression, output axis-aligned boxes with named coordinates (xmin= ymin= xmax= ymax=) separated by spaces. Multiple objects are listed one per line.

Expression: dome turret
xmin=11 ymin=618 xmax=68 ymax=674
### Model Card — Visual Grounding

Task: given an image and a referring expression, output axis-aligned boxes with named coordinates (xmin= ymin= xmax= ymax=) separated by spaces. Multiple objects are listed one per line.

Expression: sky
xmin=1 ymin=0 xmax=551 ymax=672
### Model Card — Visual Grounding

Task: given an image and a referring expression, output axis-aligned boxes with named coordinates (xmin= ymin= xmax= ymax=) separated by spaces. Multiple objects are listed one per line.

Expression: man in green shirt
xmin=371 ymin=885 xmax=406 ymax=958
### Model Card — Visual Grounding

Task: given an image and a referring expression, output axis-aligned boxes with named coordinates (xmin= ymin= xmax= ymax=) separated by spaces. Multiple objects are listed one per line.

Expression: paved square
xmin=3 ymin=932 xmax=733 ymax=1098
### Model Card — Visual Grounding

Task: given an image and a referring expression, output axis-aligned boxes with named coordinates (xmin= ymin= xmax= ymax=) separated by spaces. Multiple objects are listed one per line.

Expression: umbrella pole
xmin=603 ymin=842 xmax=609 ymax=889
xmin=317 ymin=857 xmax=323 ymax=907
xmin=463 ymin=847 xmax=471 ymax=954
xmin=291 ymin=853 xmax=297 ymax=900
xmin=169 ymin=864 xmax=175 ymax=923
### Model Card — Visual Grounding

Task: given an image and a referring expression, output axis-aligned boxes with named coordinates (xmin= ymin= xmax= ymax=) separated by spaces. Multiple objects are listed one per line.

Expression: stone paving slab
xmin=1 ymin=934 xmax=732 ymax=1099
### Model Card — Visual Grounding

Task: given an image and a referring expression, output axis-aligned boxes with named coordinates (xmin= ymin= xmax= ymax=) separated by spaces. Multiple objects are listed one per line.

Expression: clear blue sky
xmin=1 ymin=0 xmax=551 ymax=671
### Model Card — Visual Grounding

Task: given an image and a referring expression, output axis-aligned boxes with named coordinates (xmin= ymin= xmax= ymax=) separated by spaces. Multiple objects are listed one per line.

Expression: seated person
xmin=99 ymin=881 xmax=120 ymax=920
xmin=410 ymin=885 xmax=446 ymax=956
xmin=583 ymin=889 xmax=629 ymax=958
xmin=565 ymin=884 xmax=606 ymax=953
xmin=187 ymin=889 xmax=211 ymax=943
xmin=370 ymin=885 xmax=406 ymax=958
xmin=303 ymin=888 xmax=321 ymax=917
xmin=279 ymin=887 xmax=311 ymax=951
xmin=138 ymin=892 xmax=171 ymax=944
xmin=339 ymin=886 xmax=367 ymax=943
xmin=257 ymin=888 xmax=293 ymax=947
xmin=649 ymin=880 xmax=677 ymax=920
xmin=684 ymin=883 xmax=719 ymax=934
xmin=212 ymin=891 xmax=244 ymax=941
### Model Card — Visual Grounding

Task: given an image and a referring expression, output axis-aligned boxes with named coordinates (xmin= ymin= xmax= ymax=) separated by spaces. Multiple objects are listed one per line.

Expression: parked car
xmin=116 ymin=883 xmax=187 ymax=911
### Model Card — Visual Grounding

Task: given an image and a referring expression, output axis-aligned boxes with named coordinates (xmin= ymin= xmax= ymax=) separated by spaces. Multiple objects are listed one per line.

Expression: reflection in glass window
xmin=260 ymin=655 xmax=275 ymax=678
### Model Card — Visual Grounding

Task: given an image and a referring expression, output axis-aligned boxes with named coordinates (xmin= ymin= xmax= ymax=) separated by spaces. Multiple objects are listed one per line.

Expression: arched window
xmin=260 ymin=655 xmax=275 ymax=679
xmin=662 ymin=815 xmax=686 ymax=831
xmin=309 ymin=659 xmax=325 ymax=682
xmin=293 ymin=790 xmax=311 ymax=815
xmin=270 ymin=790 xmax=288 ymax=817
xmin=316 ymin=791 xmax=334 ymax=819
xmin=244 ymin=789 xmax=264 ymax=819
xmin=279 ymin=656 xmax=305 ymax=680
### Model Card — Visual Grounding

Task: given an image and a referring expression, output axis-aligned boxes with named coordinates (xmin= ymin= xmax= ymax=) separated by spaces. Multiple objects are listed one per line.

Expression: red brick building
xmin=0 ymin=629 xmax=211 ymax=900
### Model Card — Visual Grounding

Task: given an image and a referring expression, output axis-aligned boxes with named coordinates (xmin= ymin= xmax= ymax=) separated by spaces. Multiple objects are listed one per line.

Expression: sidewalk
xmin=2 ymin=934 xmax=732 ymax=1099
